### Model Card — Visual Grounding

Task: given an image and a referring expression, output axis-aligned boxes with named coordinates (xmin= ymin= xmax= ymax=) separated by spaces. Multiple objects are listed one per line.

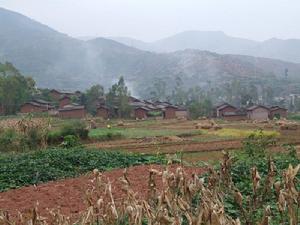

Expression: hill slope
xmin=1 ymin=7 xmax=300 ymax=95
xmin=110 ymin=31 xmax=300 ymax=63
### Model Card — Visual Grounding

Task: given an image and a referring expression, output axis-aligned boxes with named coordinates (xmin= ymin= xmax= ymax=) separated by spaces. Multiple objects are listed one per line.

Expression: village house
xmin=134 ymin=107 xmax=149 ymax=120
xmin=164 ymin=105 xmax=179 ymax=119
xmin=20 ymin=99 xmax=55 ymax=114
xmin=175 ymin=108 xmax=189 ymax=119
xmin=49 ymin=89 xmax=64 ymax=100
xmin=269 ymin=106 xmax=288 ymax=119
xmin=96 ymin=105 xmax=110 ymax=119
xmin=247 ymin=105 xmax=270 ymax=121
xmin=222 ymin=109 xmax=248 ymax=121
xmin=49 ymin=89 xmax=78 ymax=101
xmin=59 ymin=96 xmax=71 ymax=108
xmin=215 ymin=103 xmax=237 ymax=118
xmin=58 ymin=105 xmax=86 ymax=119
xmin=129 ymin=96 xmax=143 ymax=104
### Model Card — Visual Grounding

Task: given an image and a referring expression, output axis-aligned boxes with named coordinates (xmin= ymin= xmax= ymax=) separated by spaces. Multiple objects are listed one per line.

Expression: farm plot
xmin=88 ymin=126 xmax=202 ymax=139
xmin=0 ymin=164 xmax=204 ymax=220
xmin=1 ymin=149 xmax=300 ymax=224
xmin=0 ymin=148 xmax=164 ymax=192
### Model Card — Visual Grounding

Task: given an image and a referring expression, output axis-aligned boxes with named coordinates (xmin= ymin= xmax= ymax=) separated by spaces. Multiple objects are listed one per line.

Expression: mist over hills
xmin=1 ymin=7 xmax=300 ymax=96
xmin=110 ymin=31 xmax=300 ymax=64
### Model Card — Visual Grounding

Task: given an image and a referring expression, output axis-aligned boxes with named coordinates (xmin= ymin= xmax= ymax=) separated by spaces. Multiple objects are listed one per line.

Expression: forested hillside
xmin=1 ymin=7 xmax=300 ymax=97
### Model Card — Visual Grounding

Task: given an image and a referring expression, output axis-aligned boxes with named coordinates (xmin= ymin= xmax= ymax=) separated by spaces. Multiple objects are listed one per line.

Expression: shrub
xmin=93 ymin=131 xmax=124 ymax=141
xmin=61 ymin=135 xmax=80 ymax=148
xmin=47 ymin=130 xmax=63 ymax=144
xmin=47 ymin=120 xmax=89 ymax=144
xmin=60 ymin=120 xmax=88 ymax=139
xmin=243 ymin=129 xmax=276 ymax=157
xmin=0 ymin=129 xmax=19 ymax=152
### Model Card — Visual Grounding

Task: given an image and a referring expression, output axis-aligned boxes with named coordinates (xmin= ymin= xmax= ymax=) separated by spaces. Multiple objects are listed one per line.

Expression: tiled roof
xmin=247 ymin=105 xmax=269 ymax=111
xmin=216 ymin=103 xmax=236 ymax=110
xmin=59 ymin=104 xmax=85 ymax=111
xmin=23 ymin=101 xmax=55 ymax=109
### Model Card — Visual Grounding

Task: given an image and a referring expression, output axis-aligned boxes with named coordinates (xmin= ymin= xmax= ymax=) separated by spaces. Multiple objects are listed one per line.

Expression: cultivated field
xmin=1 ymin=116 xmax=300 ymax=224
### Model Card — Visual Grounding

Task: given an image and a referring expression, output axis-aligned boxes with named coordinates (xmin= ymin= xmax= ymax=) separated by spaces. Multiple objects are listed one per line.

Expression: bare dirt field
xmin=0 ymin=164 xmax=204 ymax=219
xmin=87 ymin=139 xmax=242 ymax=154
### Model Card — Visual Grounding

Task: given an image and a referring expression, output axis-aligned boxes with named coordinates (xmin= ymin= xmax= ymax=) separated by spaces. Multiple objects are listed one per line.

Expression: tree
xmin=0 ymin=62 xmax=36 ymax=115
xmin=171 ymin=75 xmax=187 ymax=105
xmin=185 ymin=86 xmax=213 ymax=119
xmin=83 ymin=84 xmax=104 ymax=115
xmin=262 ymin=86 xmax=274 ymax=105
xmin=106 ymin=77 xmax=131 ymax=118
xmin=148 ymin=79 xmax=167 ymax=101
xmin=240 ymin=84 xmax=258 ymax=106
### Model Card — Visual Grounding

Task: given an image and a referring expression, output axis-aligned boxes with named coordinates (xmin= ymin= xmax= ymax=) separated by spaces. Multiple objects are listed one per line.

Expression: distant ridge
xmin=1 ymin=7 xmax=300 ymax=95
xmin=109 ymin=30 xmax=300 ymax=63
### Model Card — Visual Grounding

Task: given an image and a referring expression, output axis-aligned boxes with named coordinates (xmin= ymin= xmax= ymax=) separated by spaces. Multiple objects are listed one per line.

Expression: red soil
xmin=0 ymin=165 xmax=204 ymax=220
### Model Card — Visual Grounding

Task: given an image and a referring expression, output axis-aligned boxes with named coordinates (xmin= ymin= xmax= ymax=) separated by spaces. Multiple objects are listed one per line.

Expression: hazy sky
xmin=0 ymin=0 xmax=299 ymax=41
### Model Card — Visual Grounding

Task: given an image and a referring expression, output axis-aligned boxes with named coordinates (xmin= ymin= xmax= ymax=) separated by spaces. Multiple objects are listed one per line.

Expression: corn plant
xmin=0 ymin=152 xmax=299 ymax=224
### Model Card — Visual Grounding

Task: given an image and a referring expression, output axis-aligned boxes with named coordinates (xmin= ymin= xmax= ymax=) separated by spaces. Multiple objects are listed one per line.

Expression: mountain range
xmin=1 ymin=7 xmax=300 ymax=95
xmin=110 ymin=31 xmax=300 ymax=64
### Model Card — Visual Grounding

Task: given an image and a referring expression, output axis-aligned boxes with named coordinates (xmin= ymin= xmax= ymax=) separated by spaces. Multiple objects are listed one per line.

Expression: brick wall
xmin=59 ymin=109 xmax=86 ymax=119
xmin=135 ymin=108 xmax=147 ymax=119
xmin=20 ymin=104 xmax=47 ymax=113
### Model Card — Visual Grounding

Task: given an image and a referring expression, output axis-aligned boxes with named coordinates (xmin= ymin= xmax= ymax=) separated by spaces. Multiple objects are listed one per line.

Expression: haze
xmin=1 ymin=0 xmax=300 ymax=41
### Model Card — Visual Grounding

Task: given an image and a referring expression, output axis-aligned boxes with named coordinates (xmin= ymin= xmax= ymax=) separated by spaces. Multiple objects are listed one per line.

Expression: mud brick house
xmin=215 ymin=103 xmax=237 ymax=118
xmin=58 ymin=105 xmax=86 ymax=119
xmin=164 ymin=105 xmax=179 ymax=119
xmin=175 ymin=108 xmax=189 ymax=119
xmin=222 ymin=109 xmax=247 ymax=121
xmin=269 ymin=106 xmax=287 ymax=119
xmin=59 ymin=96 xmax=71 ymax=108
xmin=247 ymin=105 xmax=270 ymax=121
xmin=49 ymin=89 xmax=64 ymax=100
xmin=129 ymin=96 xmax=143 ymax=104
xmin=20 ymin=99 xmax=55 ymax=114
xmin=49 ymin=89 xmax=78 ymax=101
xmin=134 ymin=107 xmax=149 ymax=120
xmin=96 ymin=105 xmax=110 ymax=119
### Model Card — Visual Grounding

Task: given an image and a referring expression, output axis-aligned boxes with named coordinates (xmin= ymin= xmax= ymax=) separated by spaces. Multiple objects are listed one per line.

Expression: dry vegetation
xmin=0 ymin=116 xmax=51 ymax=151
xmin=1 ymin=151 xmax=299 ymax=225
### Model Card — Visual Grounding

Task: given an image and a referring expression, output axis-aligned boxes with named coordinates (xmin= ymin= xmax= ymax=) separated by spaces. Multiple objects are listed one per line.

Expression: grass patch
xmin=288 ymin=113 xmax=300 ymax=121
xmin=0 ymin=148 xmax=165 ymax=192
xmin=89 ymin=127 xmax=202 ymax=139
xmin=211 ymin=128 xmax=279 ymax=138
xmin=192 ymin=135 xmax=236 ymax=143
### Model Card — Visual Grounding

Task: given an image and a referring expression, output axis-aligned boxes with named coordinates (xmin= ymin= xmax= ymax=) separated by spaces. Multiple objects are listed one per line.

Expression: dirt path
xmin=0 ymin=165 xmax=204 ymax=220
xmin=87 ymin=139 xmax=243 ymax=154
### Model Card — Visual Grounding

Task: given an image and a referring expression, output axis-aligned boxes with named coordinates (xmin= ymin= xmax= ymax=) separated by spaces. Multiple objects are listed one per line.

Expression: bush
xmin=0 ymin=129 xmax=19 ymax=152
xmin=243 ymin=129 xmax=276 ymax=157
xmin=61 ymin=135 xmax=80 ymax=148
xmin=60 ymin=120 xmax=88 ymax=139
xmin=93 ymin=131 xmax=124 ymax=141
xmin=47 ymin=120 xmax=89 ymax=144
xmin=0 ymin=126 xmax=47 ymax=152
